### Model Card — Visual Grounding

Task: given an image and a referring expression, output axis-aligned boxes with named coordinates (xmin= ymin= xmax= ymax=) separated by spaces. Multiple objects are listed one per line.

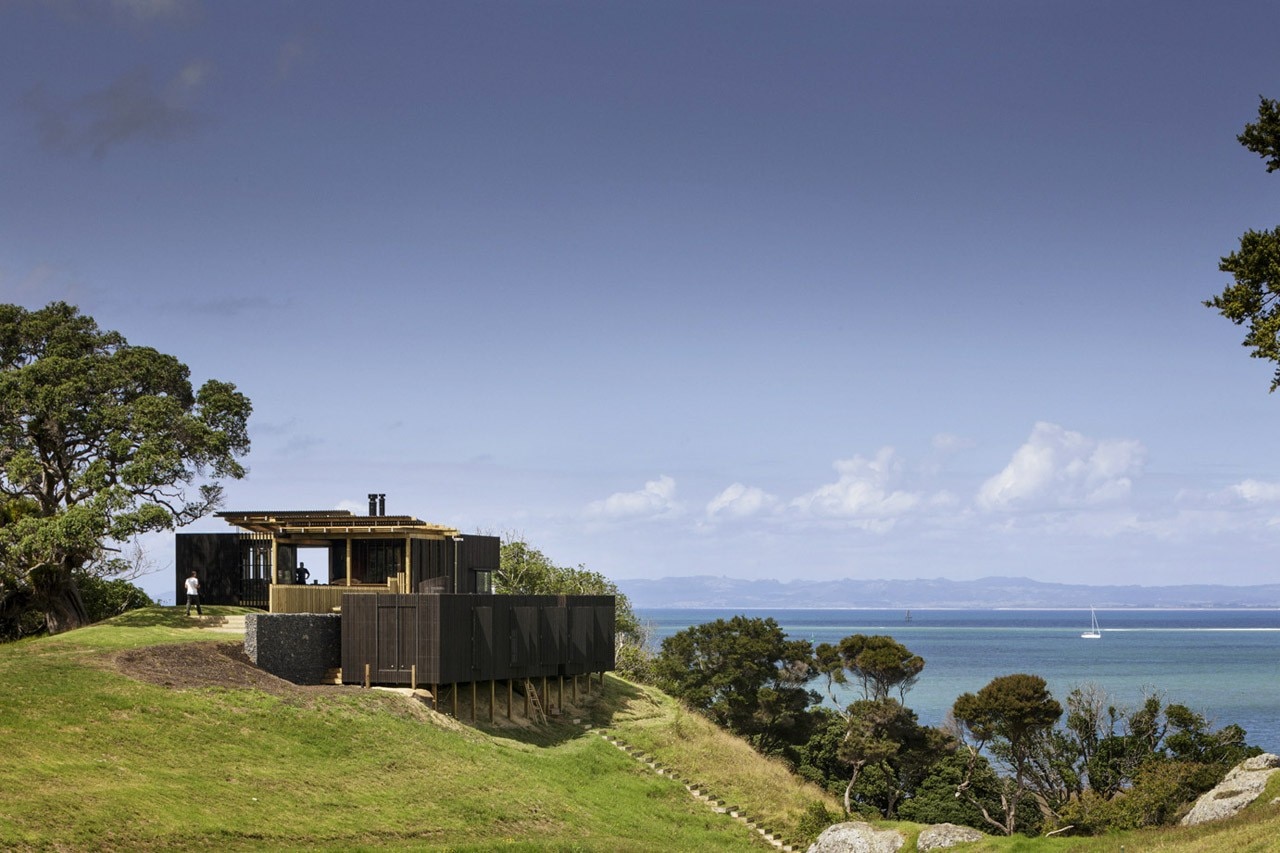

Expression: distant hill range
xmin=617 ymin=575 xmax=1280 ymax=609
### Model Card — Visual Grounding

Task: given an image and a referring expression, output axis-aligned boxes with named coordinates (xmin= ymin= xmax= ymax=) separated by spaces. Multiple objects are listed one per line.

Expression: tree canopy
xmin=653 ymin=615 xmax=818 ymax=751
xmin=1205 ymin=96 xmax=1280 ymax=389
xmin=817 ymin=633 xmax=925 ymax=703
xmin=0 ymin=302 xmax=251 ymax=633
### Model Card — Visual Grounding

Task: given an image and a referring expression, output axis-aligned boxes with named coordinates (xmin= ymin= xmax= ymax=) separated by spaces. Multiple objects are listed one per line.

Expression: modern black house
xmin=175 ymin=496 xmax=616 ymax=701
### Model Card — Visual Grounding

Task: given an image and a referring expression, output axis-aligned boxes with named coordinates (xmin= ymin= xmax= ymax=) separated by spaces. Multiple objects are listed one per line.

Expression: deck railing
xmin=269 ymin=578 xmax=402 ymax=614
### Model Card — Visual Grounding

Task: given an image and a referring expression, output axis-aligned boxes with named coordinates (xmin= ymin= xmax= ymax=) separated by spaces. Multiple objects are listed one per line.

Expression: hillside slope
xmin=0 ymin=608 xmax=835 ymax=851
xmin=1 ymin=608 xmax=1276 ymax=852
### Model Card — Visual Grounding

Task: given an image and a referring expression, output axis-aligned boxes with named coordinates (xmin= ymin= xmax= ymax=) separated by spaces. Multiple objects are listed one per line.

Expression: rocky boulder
xmin=807 ymin=821 xmax=904 ymax=853
xmin=916 ymin=823 xmax=986 ymax=850
xmin=1180 ymin=753 xmax=1280 ymax=826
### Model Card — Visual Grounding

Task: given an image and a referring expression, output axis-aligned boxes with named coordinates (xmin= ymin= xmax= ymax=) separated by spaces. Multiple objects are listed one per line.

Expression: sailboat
xmin=1081 ymin=607 xmax=1102 ymax=639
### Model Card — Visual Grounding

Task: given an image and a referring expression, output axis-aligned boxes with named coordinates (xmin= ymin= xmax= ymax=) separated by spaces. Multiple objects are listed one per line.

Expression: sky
xmin=3 ymin=0 xmax=1280 ymax=603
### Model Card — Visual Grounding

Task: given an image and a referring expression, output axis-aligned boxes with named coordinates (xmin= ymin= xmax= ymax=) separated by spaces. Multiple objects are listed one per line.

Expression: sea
xmin=637 ymin=608 xmax=1280 ymax=755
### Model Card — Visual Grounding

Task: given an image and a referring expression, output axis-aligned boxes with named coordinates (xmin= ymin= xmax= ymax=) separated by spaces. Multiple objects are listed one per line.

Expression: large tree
xmin=1205 ymin=96 xmax=1280 ymax=388
xmin=0 ymin=302 xmax=251 ymax=633
xmin=952 ymin=673 xmax=1062 ymax=836
xmin=652 ymin=615 xmax=818 ymax=751
xmin=814 ymin=634 xmax=936 ymax=816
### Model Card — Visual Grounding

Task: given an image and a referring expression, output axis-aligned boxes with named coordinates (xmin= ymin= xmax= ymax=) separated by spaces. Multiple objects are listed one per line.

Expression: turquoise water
xmin=639 ymin=608 xmax=1280 ymax=754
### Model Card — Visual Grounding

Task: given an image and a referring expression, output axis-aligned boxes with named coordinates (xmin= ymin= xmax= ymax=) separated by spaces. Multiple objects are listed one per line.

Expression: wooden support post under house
xmin=451 ymin=683 xmax=458 ymax=717
xmin=364 ymin=663 xmax=370 ymax=688
xmin=572 ymin=675 xmax=578 ymax=704
xmin=470 ymin=682 xmax=476 ymax=723
xmin=489 ymin=681 xmax=495 ymax=723
xmin=542 ymin=676 xmax=548 ymax=713
xmin=507 ymin=680 xmax=513 ymax=720
xmin=558 ymin=675 xmax=563 ymax=712
xmin=524 ymin=682 xmax=531 ymax=718
xmin=411 ymin=664 xmax=417 ymax=691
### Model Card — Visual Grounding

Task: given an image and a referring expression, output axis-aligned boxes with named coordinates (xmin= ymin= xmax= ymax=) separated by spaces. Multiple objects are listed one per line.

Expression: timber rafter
xmin=215 ymin=509 xmax=460 ymax=539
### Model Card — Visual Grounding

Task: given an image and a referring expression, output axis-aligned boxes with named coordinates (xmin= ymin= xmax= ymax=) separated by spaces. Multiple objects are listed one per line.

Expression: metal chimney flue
xmin=368 ymin=493 xmax=378 ymax=516
xmin=378 ymin=494 xmax=386 ymax=516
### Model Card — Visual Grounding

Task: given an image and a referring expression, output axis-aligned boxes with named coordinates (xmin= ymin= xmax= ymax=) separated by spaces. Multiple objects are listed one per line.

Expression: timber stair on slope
xmin=188 ymin=614 xmax=246 ymax=634
xmin=588 ymin=725 xmax=796 ymax=851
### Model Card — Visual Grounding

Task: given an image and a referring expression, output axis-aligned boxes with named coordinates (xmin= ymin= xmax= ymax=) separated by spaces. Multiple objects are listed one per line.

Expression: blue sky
xmin=3 ymin=1 xmax=1280 ymax=601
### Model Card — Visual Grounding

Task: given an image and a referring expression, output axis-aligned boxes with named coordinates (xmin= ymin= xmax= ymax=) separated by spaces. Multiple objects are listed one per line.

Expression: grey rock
xmin=916 ymin=823 xmax=985 ymax=850
xmin=806 ymin=821 xmax=904 ymax=853
xmin=1180 ymin=752 xmax=1280 ymax=826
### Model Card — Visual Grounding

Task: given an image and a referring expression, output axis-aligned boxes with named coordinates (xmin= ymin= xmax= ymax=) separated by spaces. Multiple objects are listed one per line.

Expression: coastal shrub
xmin=794 ymin=800 xmax=838 ymax=844
xmin=898 ymin=751 xmax=1003 ymax=830
xmin=1058 ymin=759 xmax=1205 ymax=831
xmin=75 ymin=573 xmax=153 ymax=623
xmin=614 ymin=640 xmax=656 ymax=683
xmin=795 ymin=708 xmax=849 ymax=795
xmin=1163 ymin=704 xmax=1260 ymax=771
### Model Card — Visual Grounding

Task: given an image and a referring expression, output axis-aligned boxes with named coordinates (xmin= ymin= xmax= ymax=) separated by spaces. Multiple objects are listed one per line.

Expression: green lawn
xmin=0 ymin=608 xmax=809 ymax=851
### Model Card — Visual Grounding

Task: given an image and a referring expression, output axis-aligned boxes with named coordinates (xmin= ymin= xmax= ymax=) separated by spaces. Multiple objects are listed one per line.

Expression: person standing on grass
xmin=184 ymin=571 xmax=202 ymax=616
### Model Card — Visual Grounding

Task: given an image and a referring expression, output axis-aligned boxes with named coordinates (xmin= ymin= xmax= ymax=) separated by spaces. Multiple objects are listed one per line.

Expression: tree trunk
xmin=843 ymin=762 xmax=864 ymax=814
xmin=38 ymin=568 xmax=90 ymax=634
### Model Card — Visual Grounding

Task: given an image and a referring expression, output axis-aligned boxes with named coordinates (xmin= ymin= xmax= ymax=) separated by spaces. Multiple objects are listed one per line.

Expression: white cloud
xmin=585 ymin=475 xmax=680 ymax=520
xmin=706 ymin=483 xmax=779 ymax=519
xmin=977 ymin=422 xmax=1144 ymax=512
xmin=1229 ymin=479 xmax=1280 ymax=504
xmin=791 ymin=447 xmax=921 ymax=525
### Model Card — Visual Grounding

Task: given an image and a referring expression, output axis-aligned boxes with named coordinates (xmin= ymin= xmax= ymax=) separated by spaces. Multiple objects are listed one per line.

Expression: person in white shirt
xmin=184 ymin=571 xmax=202 ymax=616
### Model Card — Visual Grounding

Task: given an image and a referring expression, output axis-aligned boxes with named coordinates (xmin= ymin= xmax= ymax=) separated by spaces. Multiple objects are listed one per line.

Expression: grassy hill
xmin=1 ymin=607 xmax=1277 ymax=851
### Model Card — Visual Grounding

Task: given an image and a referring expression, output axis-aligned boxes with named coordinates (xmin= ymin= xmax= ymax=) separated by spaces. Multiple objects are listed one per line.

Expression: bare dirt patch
xmin=106 ymin=641 xmax=596 ymax=738
xmin=111 ymin=641 xmax=340 ymax=698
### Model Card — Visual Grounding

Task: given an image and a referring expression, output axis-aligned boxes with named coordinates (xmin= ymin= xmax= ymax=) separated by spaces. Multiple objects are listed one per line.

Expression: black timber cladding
xmin=340 ymin=593 xmax=615 ymax=686
xmin=411 ymin=535 xmax=500 ymax=593
xmin=175 ymin=533 xmax=259 ymax=606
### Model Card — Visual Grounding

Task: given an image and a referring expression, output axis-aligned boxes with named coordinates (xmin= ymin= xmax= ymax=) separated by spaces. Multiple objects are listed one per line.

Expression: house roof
xmin=215 ymin=509 xmax=461 ymax=539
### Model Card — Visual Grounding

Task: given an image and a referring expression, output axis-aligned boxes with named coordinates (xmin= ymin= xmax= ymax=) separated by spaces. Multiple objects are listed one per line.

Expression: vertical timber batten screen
xmin=340 ymin=593 xmax=616 ymax=687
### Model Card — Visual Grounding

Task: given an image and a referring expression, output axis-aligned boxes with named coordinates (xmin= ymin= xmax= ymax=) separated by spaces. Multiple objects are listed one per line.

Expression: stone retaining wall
xmin=245 ymin=613 xmax=341 ymax=684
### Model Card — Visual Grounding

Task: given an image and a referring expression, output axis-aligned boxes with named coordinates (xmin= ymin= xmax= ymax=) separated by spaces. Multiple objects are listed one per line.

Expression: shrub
xmin=76 ymin=573 xmax=153 ymax=623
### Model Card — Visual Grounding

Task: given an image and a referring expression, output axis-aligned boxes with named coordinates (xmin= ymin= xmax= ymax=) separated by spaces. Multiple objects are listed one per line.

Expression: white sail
xmin=1081 ymin=607 xmax=1101 ymax=639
